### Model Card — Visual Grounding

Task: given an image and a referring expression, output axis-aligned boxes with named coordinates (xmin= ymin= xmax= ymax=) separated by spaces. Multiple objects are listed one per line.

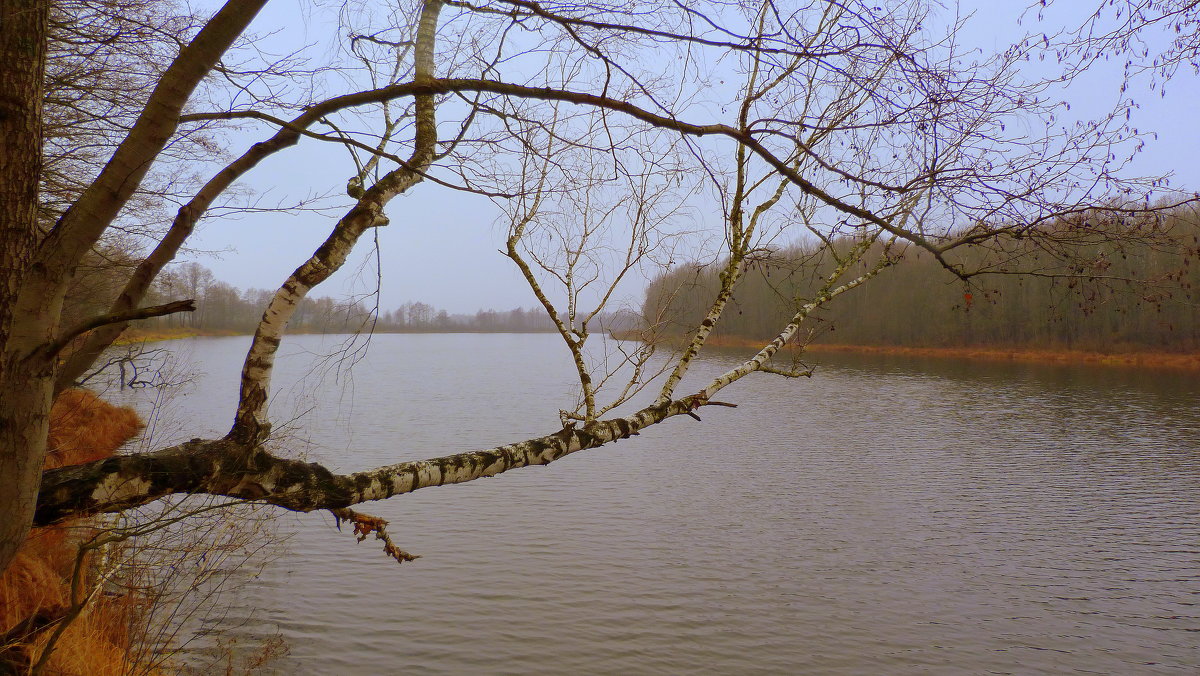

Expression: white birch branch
xmin=229 ymin=0 xmax=444 ymax=445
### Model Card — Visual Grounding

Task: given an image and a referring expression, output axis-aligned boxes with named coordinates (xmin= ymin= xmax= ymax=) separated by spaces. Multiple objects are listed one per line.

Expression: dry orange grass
xmin=803 ymin=342 xmax=1200 ymax=369
xmin=114 ymin=326 xmax=239 ymax=344
xmin=1 ymin=389 xmax=144 ymax=674
xmin=0 ymin=554 xmax=68 ymax=629
xmin=26 ymin=595 xmax=139 ymax=676
xmin=674 ymin=334 xmax=1200 ymax=370
xmin=45 ymin=388 xmax=142 ymax=470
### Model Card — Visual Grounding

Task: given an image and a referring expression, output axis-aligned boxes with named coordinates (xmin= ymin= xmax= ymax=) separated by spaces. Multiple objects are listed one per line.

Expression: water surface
xmin=114 ymin=334 xmax=1200 ymax=674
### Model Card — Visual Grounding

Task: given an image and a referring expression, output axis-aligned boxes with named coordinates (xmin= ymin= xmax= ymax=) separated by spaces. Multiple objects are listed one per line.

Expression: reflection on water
xmin=115 ymin=335 xmax=1200 ymax=674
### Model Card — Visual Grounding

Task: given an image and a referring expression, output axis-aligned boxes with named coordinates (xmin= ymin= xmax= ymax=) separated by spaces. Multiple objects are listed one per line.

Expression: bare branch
xmin=41 ymin=300 xmax=195 ymax=359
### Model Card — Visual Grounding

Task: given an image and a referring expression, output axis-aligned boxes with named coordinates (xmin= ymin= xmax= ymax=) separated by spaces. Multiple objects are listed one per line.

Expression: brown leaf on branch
xmin=331 ymin=508 xmax=419 ymax=565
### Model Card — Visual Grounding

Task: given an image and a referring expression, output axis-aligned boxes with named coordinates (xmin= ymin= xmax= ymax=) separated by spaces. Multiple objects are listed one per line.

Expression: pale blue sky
xmin=180 ymin=0 xmax=1200 ymax=315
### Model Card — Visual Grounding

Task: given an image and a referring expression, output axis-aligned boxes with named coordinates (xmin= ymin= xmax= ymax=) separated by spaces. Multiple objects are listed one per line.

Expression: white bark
xmin=35 ymin=396 xmax=708 ymax=524
xmin=230 ymin=0 xmax=444 ymax=445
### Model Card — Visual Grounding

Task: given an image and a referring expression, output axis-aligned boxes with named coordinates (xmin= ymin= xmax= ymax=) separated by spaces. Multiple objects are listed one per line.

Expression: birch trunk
xmin=230 ymin=0 xmax=443 ymax=445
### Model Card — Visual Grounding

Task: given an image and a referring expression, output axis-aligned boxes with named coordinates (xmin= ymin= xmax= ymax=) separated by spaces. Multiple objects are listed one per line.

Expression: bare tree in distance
xmin=3 ymin=0 xmax=1198 ymax=587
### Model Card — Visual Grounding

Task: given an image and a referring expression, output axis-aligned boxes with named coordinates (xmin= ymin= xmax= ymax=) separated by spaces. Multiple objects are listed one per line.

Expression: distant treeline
xmin=375 ymin=302 xmax=557 ymax=332
xmin=644 ymin=206 xmax=1200 ymax=352
xmin=139 ymin=263 xmax=625 ymax=334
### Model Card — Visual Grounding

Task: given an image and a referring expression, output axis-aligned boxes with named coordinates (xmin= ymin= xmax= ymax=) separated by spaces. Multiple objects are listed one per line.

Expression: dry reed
xmin=1 ymin=389 xmax=143 ymax=674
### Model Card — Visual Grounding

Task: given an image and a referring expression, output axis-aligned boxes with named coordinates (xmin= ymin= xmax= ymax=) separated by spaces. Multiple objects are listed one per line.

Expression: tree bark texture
xmin=0 ymin=0 xmax=47 ymax=347
xmin=35 ymin=397 xmax=708 ymax=527
xmin=230 ymin=0 xmax=442 ymax=446
xmin=0 ymin=0 xmax=266 ymax=575
xmin=0 ymin=0 xmax=51 ymax=581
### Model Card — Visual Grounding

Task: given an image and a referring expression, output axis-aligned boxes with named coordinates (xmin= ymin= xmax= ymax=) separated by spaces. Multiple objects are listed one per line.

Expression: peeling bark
xmin=229 ymin=0 xmax=443 ymax=446
xmin=36 ymin=396 xmax=707 ymax=527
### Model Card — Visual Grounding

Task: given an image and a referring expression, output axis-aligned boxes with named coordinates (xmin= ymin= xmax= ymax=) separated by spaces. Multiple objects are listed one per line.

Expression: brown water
xmin=119 ymin=334 xmax=1200 ymax=674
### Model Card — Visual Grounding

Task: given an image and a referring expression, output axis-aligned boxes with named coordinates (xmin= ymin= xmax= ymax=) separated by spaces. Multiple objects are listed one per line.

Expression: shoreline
xmin=114 ymin=327 xmax=239 ymax=344
xmin=117 ymin=328 xmax=1200 ymax=370
xmin=703 ymin=335 xmax=1200 ymax=370
xmin=114 ymin=327 xmax=563 ymax=344
xmin=612 ymin=332 xmax=1200 ymax=371
xmin=803 ymin=342 xmax=1200 ymax=370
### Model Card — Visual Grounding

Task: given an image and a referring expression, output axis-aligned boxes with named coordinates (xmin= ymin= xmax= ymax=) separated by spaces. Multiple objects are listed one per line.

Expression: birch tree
xmin=2 ymin=0 xmax=1195 ymax=580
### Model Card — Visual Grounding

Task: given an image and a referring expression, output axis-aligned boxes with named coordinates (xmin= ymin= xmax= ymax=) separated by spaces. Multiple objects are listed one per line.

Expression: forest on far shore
xmin=67 ymin=206 xmax=1198 ymax=349
xmin=643 ymin=205 xmax=1200 ymax=353
xmin=87 ymin=263 xmax=634 ymax=335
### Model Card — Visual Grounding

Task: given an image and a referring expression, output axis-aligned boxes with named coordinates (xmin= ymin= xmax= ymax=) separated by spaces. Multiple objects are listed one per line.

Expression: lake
xmin=109 ymin=333 xmax=1200 ymax=674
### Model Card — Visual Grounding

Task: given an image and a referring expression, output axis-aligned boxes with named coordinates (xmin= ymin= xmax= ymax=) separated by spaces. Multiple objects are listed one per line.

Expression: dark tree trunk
xmin=0 ymin=0 xmax=268 ymax=576
xmin=0 ymin=0 xmax=51 ymax=575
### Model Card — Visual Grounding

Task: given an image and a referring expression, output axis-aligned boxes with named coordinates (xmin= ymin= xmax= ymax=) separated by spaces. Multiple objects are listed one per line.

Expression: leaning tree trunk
xmin=0 ymin=0 xmax=268 ymax=576
xmin=0 ymin=0 xmax=51 ymax=575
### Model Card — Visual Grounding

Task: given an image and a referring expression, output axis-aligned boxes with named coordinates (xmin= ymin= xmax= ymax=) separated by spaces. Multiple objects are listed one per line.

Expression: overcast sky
xmin=179 ymin=0 xmax=1200 ymax=315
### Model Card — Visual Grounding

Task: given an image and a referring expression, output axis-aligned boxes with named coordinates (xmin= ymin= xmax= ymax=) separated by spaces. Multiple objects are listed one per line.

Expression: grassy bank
xmin=114 ymin=327 xmax=241 ymax=344
xmin=0 ymin=390 xmax=145 ymax=674
xmin=123 ymin=326 xmax=1200 ymax=369
xmin=804 ymin=342 xmax=1200 ymax=370
xmin=613 ymin=332 xmax=1200 ymax=370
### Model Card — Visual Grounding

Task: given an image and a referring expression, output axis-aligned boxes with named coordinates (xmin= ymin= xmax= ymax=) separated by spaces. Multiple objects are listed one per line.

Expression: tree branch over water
xmin=4 ymin=0 xmax=1199 ymax=583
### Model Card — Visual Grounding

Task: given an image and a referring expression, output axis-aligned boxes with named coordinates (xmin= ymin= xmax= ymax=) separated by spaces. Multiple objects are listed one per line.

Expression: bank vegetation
xmin=643 ymin=205 xmax=1200 ymax=359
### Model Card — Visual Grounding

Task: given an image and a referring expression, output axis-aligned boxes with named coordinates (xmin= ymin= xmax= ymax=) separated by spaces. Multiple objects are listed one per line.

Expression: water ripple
xmin=115 ymin=336 xmax=1200 ymax=674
